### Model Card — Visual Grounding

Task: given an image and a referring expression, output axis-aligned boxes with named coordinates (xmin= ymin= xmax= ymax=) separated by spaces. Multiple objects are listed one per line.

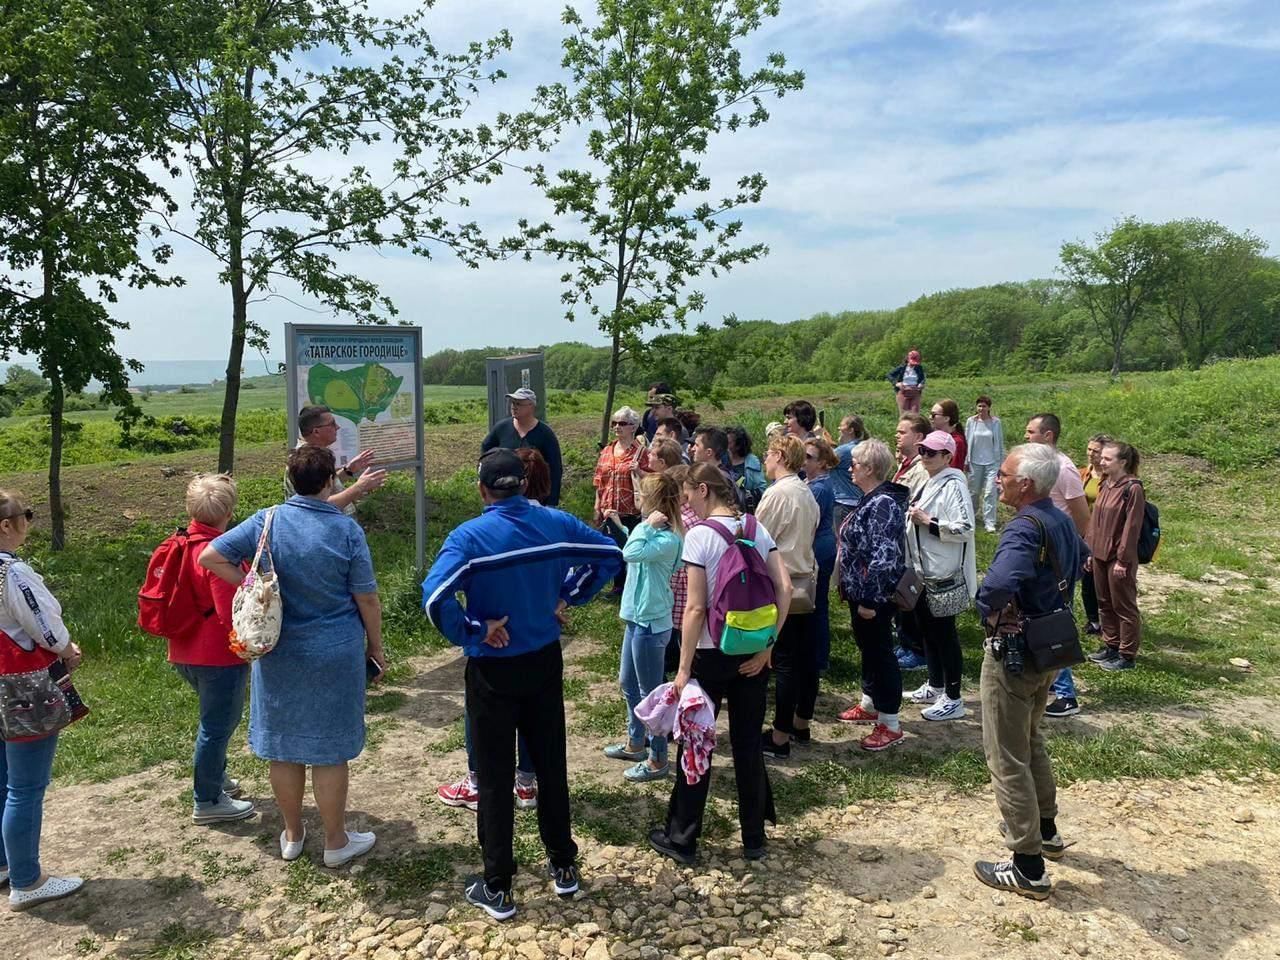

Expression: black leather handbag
xmin=1019 ymin=517 xmax=1085 ymax=673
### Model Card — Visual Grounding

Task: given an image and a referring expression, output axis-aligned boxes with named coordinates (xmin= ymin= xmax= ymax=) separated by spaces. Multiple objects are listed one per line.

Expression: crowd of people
xmin=0 ymin=377 xmax=1154 ymax=919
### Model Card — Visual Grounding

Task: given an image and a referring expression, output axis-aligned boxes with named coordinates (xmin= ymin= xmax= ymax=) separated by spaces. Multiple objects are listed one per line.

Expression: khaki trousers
xmin=980 ymin=650 xmax=1058 ymax=855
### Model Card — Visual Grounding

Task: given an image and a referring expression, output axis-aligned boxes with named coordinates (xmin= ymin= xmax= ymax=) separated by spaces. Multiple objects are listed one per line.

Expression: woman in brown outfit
xmin=1085 ymin=441 xmax=1145 ymax=670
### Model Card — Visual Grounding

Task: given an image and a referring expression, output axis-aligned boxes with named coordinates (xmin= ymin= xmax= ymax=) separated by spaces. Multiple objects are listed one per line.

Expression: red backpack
xmin=137 ymin=529 xmax=215 ymax=641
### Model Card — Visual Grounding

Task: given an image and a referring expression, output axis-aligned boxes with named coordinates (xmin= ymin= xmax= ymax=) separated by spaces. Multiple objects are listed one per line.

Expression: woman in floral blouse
xmin=593 ymin=406 xmax=653 ymax=593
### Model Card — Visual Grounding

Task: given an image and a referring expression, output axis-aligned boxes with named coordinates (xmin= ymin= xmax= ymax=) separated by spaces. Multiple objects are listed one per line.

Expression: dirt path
xmin=4 ymin=635 xmax=1277 ymax=960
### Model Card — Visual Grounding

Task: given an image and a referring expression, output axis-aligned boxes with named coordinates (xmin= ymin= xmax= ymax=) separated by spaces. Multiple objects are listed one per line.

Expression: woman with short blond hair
xmin=169 ymin=474 xmax=255 ymax=826
xmin=593 ymin=406 xmax=653 ymax=594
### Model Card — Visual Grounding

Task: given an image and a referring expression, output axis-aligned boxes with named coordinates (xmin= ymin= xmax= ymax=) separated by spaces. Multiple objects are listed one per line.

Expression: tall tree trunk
xmin=47 ymin=370 xmax=66 ymax=550
xmin=218 ymin=236 xmax=247 ymax=473
xmin=601 ymin=324 xmax=621 ymax=448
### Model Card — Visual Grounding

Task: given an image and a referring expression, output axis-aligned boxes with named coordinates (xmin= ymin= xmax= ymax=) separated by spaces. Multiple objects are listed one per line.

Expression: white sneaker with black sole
xmin=973 ymin=858 xmax=1052 ymax=900
xmin=907 ymin=683 xmax=942 ymax=705
xmin=921 ymin=696 xmax=966 ymax=721
xmin=465 ymin=876 xmax=516 ymax=920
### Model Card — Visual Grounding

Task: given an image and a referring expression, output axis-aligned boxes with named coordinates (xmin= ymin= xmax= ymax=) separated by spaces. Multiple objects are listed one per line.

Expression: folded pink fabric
xmin=635 ymin=682 xmax=679 ymax=737
xmin=635 ymin=680 xmax=717 ymax=784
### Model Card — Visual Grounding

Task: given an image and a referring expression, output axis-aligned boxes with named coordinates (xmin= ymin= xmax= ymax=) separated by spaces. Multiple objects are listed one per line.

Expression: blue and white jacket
xmin=837 ymin=481 xmax=909 ymax=608
xmin=421 ymin=496 xmax=623 ymax=658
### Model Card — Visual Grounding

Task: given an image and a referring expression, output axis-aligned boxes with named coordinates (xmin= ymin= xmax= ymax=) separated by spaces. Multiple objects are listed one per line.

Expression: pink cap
xmin=920 ymin=430 xmax=956 ymax=455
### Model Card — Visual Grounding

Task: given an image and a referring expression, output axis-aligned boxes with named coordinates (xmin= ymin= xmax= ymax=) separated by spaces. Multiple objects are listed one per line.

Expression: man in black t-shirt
xmin=481 ymin=388 xmax=563 ymax=506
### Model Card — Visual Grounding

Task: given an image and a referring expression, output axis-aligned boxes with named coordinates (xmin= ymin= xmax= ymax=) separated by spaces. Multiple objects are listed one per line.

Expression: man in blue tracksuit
xmin=422 ymin=448 xmax=621 ymax=921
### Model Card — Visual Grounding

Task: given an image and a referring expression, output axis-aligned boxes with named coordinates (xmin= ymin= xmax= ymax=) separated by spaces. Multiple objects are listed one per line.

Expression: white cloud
xmin=85 ymin=0 xmax=1280 ymax=372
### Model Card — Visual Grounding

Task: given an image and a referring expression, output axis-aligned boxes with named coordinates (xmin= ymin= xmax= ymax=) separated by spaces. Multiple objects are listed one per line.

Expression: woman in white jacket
xmin=904 ymin=432 xmax=977 ymax=721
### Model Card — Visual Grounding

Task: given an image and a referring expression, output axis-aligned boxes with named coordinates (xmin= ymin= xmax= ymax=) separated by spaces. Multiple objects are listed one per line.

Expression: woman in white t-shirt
xmin=649 ymin=463 xmax=792 ymax=867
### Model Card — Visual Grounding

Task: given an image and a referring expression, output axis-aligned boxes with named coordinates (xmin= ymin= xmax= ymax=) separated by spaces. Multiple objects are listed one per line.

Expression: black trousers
xmin=917 ymin=603 xmax=963 ymax=700
xmin=1081 ymin=567 xmax=1100 ymax=625
xmin=665 ymin=649 xmax=776 ymax=853
xmin=772 ymin=612 xmax=818 ymax=730
xmin=467 ymin=642 xmax=576 ymax=891
xmin=852 ymin=602 xmax=902 ymax=715
xmin=896 ymin=606 xmax=925 ymax=656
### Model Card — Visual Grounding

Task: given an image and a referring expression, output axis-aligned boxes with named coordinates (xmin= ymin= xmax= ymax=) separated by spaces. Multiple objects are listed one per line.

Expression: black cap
xmin=477 ymin=448 xmax=525 ymax=491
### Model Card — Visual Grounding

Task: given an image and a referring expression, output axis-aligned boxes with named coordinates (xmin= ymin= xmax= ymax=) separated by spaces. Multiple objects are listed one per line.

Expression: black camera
xmin=991 ymin=633 xmax=1026 ymax=676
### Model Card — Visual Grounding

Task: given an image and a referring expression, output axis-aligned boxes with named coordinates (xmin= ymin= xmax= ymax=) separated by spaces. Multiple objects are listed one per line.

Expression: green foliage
xmin=167 ymin=0 xmax=559 ymax=470
xmin=540 ymin=0 xmax=805 ymax=442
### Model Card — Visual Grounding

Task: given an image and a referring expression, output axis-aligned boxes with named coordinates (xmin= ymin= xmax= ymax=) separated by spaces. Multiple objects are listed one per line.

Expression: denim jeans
xmin=969 ymin=462 xmax=999 ymax=530
xmin=1 ymin=732 xmax=60 ymax=888
xmin=465 ymin=708 xmax=534 ymax=779
xmin=1050 ymin=668 xmax=1077 ymax=700
xmin=174 ymin=663 xmax=249 ymax=805
xmin=620 ymin=621 xmax=672 ymax=765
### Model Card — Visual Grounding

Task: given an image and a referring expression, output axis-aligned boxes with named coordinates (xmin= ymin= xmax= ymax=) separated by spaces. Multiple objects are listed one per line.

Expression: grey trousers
xmin=979 ymin=650 xmax=1058 ymax=855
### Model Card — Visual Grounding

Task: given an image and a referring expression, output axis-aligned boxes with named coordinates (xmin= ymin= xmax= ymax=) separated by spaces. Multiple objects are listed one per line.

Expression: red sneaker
xmin=514 ymin=779 xmax=538 ymax=811
xmin=860 ymin=723 xmax=904 ymax=752
xmin=438 ymin=776 xmax=479 ymax=811
xmin=838 ymin=704 xmax=880 ymax=724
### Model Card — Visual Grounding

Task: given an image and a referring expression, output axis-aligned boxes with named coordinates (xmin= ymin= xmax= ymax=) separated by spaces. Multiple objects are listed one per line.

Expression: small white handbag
xmin=230 ymin=507 xmax=282 ymax=661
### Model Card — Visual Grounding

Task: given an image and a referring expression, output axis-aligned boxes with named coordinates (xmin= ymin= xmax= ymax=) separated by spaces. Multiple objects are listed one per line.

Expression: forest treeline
xmin=425 ymin=223 xmax=1280 ymax=393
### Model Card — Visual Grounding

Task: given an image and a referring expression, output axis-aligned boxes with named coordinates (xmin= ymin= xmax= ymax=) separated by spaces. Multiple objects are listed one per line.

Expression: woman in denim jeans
xmin=0 ymin=488 xmax=85 ymax=910
xmin=604 ymin=473 xmax=685 ymax=782
xmin=168 ymin=474 xmax=254 ymax=826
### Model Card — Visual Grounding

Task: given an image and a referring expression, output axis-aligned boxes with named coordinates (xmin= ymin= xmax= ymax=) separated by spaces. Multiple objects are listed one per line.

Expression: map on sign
xmin=306 ymin=363 xmax=404 ymax=424
xmin=290 ymin=331 xmax=421 ymax=467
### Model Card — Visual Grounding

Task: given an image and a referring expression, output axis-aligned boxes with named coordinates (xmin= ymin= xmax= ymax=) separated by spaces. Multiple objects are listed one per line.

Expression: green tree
xmin=0 ymin=0 xmax=177 ymax=547
xmin=539 ymin=0 xmax=804 ymax=444
xmin=163 ymin=0 xmax=559 ymax=472
xmin=1059 ymin=217 xmax=1172 ymax=378
xmin=1159 ymin=219 xmax=1269 ymax=368
xmin=3 ymin=365 xmax=50 ymax=402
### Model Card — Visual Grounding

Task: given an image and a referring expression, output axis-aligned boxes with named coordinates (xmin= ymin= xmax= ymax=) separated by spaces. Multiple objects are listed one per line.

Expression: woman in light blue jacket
xmin=603 ymin=473 xmax=685 ymax=783
xmin=964 ymin=395 xmax=1005 ymax=533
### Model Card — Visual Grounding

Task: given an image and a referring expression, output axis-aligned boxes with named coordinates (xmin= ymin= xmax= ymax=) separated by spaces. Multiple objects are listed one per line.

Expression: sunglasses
xmin=3 ymin=509 xmax=34 ymax=522
xmin=611 ymin=420 xmax=634 ymax=427
xmin=918 ymin=447 xmax=946 ymax=458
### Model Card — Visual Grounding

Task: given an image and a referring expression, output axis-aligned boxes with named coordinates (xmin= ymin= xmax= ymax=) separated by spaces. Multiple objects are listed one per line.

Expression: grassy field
xmin=3 ymin=357 xmax=1279 ymax=794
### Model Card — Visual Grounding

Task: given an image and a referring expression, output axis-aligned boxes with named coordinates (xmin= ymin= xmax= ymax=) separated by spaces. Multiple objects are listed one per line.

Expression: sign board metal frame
xmin=485 ymin=352 xmax=546 ymax=431
xmin=284 ymin=323 xmax=426 ymax=571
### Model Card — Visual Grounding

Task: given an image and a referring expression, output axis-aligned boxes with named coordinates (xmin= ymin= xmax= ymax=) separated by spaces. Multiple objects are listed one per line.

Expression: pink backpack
xmin=697 ymin=515 xmax=778 ymax=655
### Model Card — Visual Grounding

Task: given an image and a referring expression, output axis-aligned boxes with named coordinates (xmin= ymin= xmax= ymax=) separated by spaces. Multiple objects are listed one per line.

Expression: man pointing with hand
xmin=422 ymin=448 xmax=621 ymax=921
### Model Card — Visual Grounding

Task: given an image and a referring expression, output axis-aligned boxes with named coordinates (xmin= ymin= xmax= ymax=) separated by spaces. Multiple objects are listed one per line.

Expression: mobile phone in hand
xmin=365 ymin=656 xmax=384 ymax=685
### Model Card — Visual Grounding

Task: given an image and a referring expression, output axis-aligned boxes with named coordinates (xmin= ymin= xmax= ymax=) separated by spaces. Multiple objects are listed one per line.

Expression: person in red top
xmin=169 ymin=474 xmax=255 ymax=825
xmin=0 ymin=488 xmax=85 ymax=910
xmin=929 ymin=399 xmax=967 ymax=470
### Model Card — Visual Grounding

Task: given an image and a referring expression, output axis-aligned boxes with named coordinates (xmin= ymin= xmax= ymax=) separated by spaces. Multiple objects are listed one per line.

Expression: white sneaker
xmin=323 ymin=830 xmax=376 ymax=868
xmin=907 ymin=683 xmax=942 ymax=705
xmin=280 ymin=826 xmax=306 ymax=862
xmin=921 ymin=696 xmax=966 ymax=721
xmin=9 ymin=875 xmax=83 ymax=911
xmin=192 ymin=793 xmax=256 ymax=825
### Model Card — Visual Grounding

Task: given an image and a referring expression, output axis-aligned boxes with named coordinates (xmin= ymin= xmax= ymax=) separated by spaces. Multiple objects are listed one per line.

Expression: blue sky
xmin=103 ymin=0 xmax=1280 ymax=368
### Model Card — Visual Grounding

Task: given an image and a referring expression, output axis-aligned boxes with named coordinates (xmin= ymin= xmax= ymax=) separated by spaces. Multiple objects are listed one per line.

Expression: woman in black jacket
xmin=887 ymin=349 xmax=926 ymax=414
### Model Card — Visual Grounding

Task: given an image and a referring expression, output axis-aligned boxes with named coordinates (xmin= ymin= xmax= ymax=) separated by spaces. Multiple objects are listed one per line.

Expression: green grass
xmin=130 ymin=923 xmax=216 ymax=960
xmin=359 ymin=844 xmax=471 ymax=902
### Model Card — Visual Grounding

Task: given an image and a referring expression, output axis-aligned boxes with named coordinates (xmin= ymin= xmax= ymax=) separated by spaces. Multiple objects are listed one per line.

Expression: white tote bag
xmin=230 ymin=507 xmax=282 ymax=661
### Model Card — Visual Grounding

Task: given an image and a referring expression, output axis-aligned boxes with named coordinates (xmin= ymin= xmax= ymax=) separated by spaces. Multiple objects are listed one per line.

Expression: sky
xmin=92 ymin=0 xmax=1280 ymax=371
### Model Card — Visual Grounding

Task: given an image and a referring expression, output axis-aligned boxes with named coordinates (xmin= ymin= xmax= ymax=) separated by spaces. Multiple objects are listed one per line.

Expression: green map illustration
xmin=307 ymin=363 xmax=404 ymax=423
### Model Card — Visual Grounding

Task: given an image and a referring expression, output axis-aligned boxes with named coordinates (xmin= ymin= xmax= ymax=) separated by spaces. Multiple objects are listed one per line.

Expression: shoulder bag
xmin=0 ymin=560 xmax=88 ymax=742
xmin=1018 ymin=515 xmax=1084 ymax=673
xmin=230 ymin=507 xmax=283 ymax=661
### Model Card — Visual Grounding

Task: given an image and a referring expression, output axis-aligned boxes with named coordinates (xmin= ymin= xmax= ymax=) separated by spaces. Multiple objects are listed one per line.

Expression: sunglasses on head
xmin=4 ymin=509 xmax=34 ymax=522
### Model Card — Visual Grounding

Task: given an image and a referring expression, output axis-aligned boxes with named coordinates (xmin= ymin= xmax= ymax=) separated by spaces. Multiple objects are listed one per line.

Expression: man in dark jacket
xmin=422 ymin=449 xmax=622 ymax=920
xmin=481 ymin=388 xmax=563 ymax=505
xmin=973 ymin=442 xmax=1083 ymax=901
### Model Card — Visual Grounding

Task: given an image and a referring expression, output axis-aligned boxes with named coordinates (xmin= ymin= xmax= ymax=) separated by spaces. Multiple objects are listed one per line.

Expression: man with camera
xmin=973 ymin=443 xmax=1084 ymax=900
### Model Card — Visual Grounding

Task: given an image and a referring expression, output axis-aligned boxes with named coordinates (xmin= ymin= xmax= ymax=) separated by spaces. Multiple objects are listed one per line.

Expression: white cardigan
xmin=905 ymin=467 xmax=977 ymax=596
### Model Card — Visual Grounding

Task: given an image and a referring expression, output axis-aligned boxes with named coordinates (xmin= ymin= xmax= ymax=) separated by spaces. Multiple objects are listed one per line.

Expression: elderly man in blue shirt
xmin=972 ymin=443 xmax=1084 ymax=902
xmin=422 ymin=448 xmax=621 ymax=922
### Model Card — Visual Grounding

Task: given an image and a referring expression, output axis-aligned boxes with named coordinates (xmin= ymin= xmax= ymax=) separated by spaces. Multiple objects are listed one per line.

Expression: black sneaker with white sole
xmin=973 ymin=859 xmax=1052 ymax=900
xmin=1044 ymin=697 xmax=1080 ymax=718
xmin=760 ymin=730 xmax=790 ymax=760
xmin=998 ymin=821 xmax=1067 ymax=860
xmin=464 ymin=876 xmax=516 ymax=921
xmin=1088 ymin=644 xmax=1121 ymax=663
xmin=549 ymin=860 xmax=579 ymax=898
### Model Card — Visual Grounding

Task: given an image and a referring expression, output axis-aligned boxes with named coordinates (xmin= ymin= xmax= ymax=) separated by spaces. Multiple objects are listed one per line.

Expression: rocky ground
xmin=3 ymin=631 xmax=1278 ymax=960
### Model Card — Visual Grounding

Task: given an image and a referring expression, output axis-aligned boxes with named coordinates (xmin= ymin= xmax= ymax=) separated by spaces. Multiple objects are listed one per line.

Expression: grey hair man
xmin=972 ymin=443 xmax=1084 ymax=901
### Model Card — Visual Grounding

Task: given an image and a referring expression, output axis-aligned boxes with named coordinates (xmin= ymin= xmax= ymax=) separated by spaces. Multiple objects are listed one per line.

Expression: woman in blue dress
xmin=201 ymin=445 xmax=384 ymax=868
